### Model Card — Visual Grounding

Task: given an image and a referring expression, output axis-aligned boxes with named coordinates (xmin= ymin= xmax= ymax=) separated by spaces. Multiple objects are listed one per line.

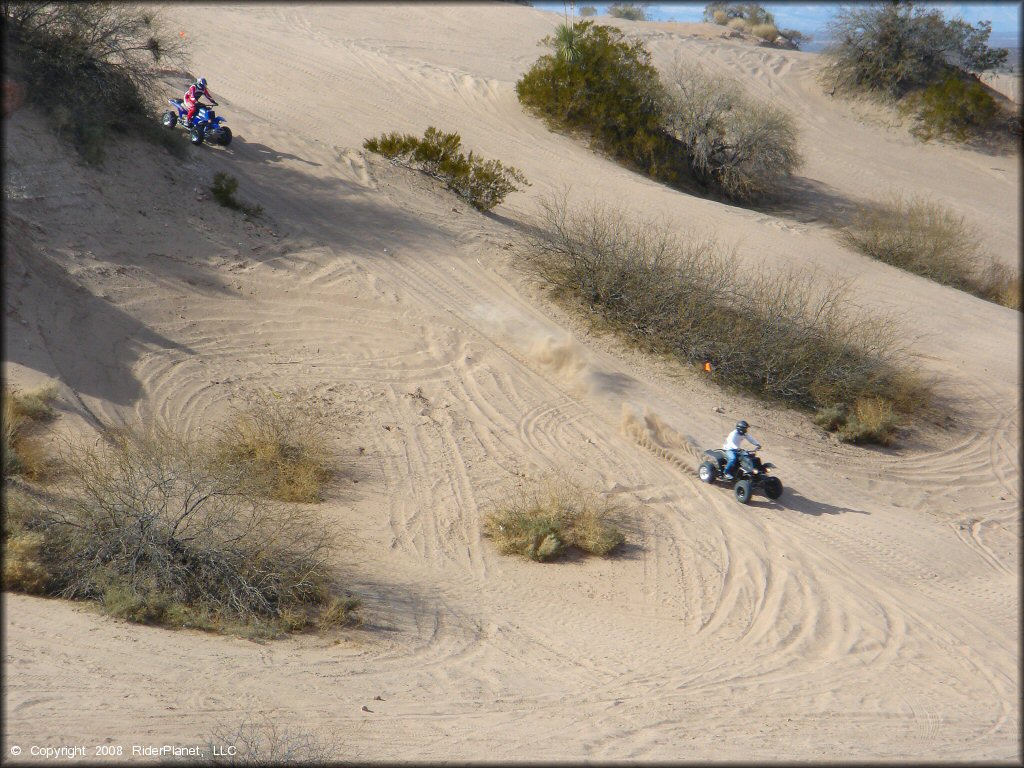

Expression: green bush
xmin=211 ymin=172 xmax=263 ymax=217
xmin=364 ymin=127 xmax=528 ymax=211
xmin=819 ymin=3 xmax=1010 ymax=143
xmin=516 ymin=21 xmax=800 ymax=201
xmin=520 ymin=196 xmax=932 ymax=443
xmin=2 ymin=2 xmax=187 ymax=163
xmin=822 ymin=4 xmax=1007 ymax=99
xmin=516 ymin=22 xmax=680 ymax=180
xmin=840 ymin=193 xmax=1020 ymax=309
xmin=905 ymin=73 xmax=1000 ymax=141
xmin=484 ymin=477 xmax=625 ymax=562
xmin=579 ymin=5 xmax=597 ymax=16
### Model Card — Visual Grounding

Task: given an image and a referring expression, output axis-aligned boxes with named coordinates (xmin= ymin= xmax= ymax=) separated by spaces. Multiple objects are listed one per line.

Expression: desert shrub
xmin=520 ymin=196 xmax=932 ymax=443
xmin=2 ymin=2 xmax=187 ymax=162
xmin=317 ymin=595 xmax=363 ymax=630
xmin=704 ymin=2 xmax=774 ymax=26
xmin=904 ymin=73 xmax=1001 ymax=140
xmin=819 ymin=5 xmax=1011 ymax=145
xmin=780 ymin=28 xmax=810 ymax=48
xmin=211 ymin=172 xmax=263 ymax=218
xmin=837 ymin=398 xmax=901 ymax=445
xmin=812 ymin=404 xmax=847 ymax=432
xmin=607 ymin=2 xmax=648 ymax=21
xmin=8 ymin=385 xmax=58 ymax=421
xmin=820 ymin=3 xmax=1010 ymax=143
xmin=660 ymin=60 xmax=802 ymax=200
xmin=484 ymin=476 xmax=625 ymax=561
xmin=6 ymin=422 xmax=347 ymax=636
xmin=364 ymin=127 xmax=528 ymax=211
xmin=207 ymin=716 xmax=341 ymax=765
xmin=974 ymin=259 xmax=1021 ymax=311
xmin=703 ymin=2 xmax=806 ymax=48
xmin=3 ymin=385 xmax=58 ymax=480
xmin=579 ymin=5 xmax=597 ymax=16
xmin=212 ymin=390 xmax=334 ymax=503
xmin=2 ymin=487 xmax=52 ymax=593
xmin=822 ymin=4 xmax=1007 ymax=99
xmin=750 ymin=23 xmax=778 ymax=41
xmin=516 ymin=22 xmax=689 ymax=181
xmin=517 ymin=21 xmax=801 ymax=201
xmin=839 ymin=194 xmax=1019 ymax=308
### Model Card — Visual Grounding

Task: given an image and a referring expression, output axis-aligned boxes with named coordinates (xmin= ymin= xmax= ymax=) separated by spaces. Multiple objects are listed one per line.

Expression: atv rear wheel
xmin=217 ymin=127 xmax=232 ymax=146
xmin=161 ymin=111 xmax=177 ymax=129
xmin=698 ymin=461 xmax=716 ymax=484
xmin=734 ymin=479 xmax=753 ymax=504
xmin=189 ymin=126 xmax=205 ymax=146
xmin=764 ymin=476 xmax=783 ymax=500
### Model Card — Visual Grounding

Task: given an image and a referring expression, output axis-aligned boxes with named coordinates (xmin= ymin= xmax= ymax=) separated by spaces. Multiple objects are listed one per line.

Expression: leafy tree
xmin=607 ymin=3 xmax=649 ymax=21
xmin=579 ymin=5 xmax=597 ymax=17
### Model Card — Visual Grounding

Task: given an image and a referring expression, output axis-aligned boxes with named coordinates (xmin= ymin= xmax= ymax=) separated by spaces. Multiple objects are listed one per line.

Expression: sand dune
xmin=3 ymin=3 xmax=1019 ymax=762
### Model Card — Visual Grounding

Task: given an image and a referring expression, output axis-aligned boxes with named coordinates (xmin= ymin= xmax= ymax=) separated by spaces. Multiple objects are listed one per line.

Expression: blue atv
xmin=698 ymin=448 xmax=783 ymax=504
xmin=161 ymin=98 xmax=232 ymax=147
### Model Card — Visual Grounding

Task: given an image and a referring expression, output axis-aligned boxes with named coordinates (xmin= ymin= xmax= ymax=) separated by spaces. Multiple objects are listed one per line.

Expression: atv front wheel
xmin=217 ymin=126 xmax=232 ymax=146
xmin=698 ymin=461 xmax=716 ymax=484
xmin=161 ymin=111 xmax=177 ymax=129
xmin=764 ymin=476 xmax=783 ymax=500
xmin=734 ymin=479 xmax=753 ymax=504
xmin=189 ymin=126 xmax=205 ymax=146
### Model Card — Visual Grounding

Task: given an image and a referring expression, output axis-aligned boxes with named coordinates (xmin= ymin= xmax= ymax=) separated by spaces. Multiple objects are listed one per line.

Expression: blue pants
xmin=723 ymin=449 xmax=739 ymax=475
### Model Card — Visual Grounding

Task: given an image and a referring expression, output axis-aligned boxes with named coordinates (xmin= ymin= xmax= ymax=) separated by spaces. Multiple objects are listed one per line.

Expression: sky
xmin=532 ymin=2 xmax=1022 ymax=46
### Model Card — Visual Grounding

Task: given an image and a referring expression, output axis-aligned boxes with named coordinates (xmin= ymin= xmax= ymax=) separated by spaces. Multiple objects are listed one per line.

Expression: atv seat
xmin=170 ymin=98 xmax=184 ymax=105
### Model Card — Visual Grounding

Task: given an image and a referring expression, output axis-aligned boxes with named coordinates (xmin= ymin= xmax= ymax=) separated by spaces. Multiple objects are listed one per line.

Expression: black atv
xmin=698 ymin=449 xmax=783 ymax=504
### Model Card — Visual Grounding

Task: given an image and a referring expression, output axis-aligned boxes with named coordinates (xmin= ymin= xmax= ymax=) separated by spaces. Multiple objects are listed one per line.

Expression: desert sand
xmin=3 ymin=3 xmax=1019 ymax=762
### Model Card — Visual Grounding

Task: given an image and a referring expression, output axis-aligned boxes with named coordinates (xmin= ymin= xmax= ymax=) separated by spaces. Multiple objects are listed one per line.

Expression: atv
xmin=161 ymin=98 xmax=232 ymax=147
xmin=698 ymin=448 xmax=783 ymax=504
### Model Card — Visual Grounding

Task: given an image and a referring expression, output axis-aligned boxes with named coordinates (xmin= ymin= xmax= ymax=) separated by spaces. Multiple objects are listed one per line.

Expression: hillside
xmin=3 ymin=4 xmax=1019 ymax=762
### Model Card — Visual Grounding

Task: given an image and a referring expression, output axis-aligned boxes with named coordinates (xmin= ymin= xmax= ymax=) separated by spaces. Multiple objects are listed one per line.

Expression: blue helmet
xmin=196 ymin=77 xmax=207 ymax=93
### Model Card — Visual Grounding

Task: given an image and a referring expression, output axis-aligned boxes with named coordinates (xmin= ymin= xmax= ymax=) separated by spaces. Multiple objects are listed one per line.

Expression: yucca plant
xmin=554 ymin=22 xmax=582 ymax=64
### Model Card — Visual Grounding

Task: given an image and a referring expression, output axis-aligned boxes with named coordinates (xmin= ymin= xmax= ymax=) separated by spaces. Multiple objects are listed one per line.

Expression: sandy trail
xmin=3 ymin=4 xmax=1018 ymax=762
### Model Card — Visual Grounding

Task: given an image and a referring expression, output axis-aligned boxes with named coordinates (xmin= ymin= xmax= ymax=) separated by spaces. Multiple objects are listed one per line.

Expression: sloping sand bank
xmin=3 ymin=4 xmax=1018 ymax=762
